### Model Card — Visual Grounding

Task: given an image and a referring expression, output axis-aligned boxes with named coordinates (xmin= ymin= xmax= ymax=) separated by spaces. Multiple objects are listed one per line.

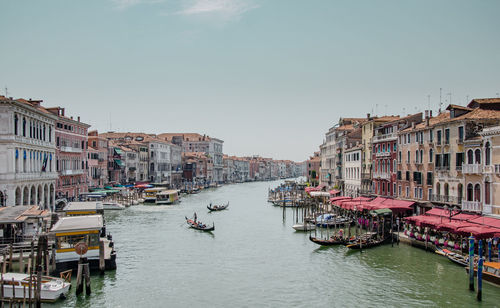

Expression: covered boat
xmin=466 ymin=261 xmax=500 ymax=287
xmin=155 ymin=190 xmax=180 ymax=205
xmin=0 ymin=273 xmax=71 ymax=302
xmin=143 ymin=188 xmax=166 ymax=203
xmin=49 ymin=215 xmax=117 ymax=274
xmin=292 ymin=223 xmax=316 ymax=231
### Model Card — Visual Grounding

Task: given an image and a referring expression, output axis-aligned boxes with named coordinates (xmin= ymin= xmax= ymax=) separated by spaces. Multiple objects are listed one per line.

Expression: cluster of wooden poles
xmin=0 ymin=235 xmax=53 ymax=308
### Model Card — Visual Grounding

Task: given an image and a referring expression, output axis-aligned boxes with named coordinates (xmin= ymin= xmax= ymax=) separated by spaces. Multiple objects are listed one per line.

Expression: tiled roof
xmin=158 ymin=133 xmax=211 ymax=142
xmin=469 ymin=98 xmax=500 ymax=105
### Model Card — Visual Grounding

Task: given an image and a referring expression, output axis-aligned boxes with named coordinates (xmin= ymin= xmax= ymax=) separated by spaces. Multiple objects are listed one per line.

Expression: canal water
xmin=51 ymin=180 xmax=500 ymax=307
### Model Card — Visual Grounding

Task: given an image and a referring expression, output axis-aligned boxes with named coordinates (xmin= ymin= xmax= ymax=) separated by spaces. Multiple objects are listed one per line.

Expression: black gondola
xmin=309 ymin=235 xmax=346 ymax=246
xmin=345 ymin=235 xmax=391 ymax=250
xmin=185 ymin=217 xmax=215 ymax=231
xmin=207 ymin=202 xmax=229 ymax=212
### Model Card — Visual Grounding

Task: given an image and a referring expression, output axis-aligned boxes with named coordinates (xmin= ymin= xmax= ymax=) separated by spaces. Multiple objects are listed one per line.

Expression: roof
xmin=446 ymin=104 xmax=473 ymax=111
xmin=50 ymin=215 xmax=103 ymax=233
xmin=0 ymin=206 xmax=49 ymax=224
xmin=468 ymin=98 xmax=500 ymax=107
xmin=63 ymin=202 xmax=103 ymax=212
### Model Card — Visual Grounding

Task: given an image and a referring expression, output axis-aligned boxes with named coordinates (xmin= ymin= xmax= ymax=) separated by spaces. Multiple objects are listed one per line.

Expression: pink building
xmin=46 ymin=107 xmax=90 ymax=201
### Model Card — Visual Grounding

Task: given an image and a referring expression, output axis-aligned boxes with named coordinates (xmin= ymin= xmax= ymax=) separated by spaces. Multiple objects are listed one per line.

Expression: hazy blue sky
xmin=1 ymin=0 xmax=499 ymax=161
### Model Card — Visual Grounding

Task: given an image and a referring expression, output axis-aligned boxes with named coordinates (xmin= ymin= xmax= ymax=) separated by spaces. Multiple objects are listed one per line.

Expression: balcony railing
xmin=483 ymin=165 xmax=494 ymax=174
xmin=60 ymin=146 xmax=82 ymax=153
xmin=461 ymin=200 xmax=482 ymax=213
xmin=373 ymin=133 xmax=397 ymax=142
xmin=375 ymin=152 xmax=391 ymax=157
xmin=361 ymin=172 xmax=371 ymax=180
xmin=373 ymin=172 xmax=390 ymax=180
xmin=431 ymin=194 xmax=462 ymax=205
xmin=60 ymin=169 xmax=85 ymax=176
xmin=435 ymin=165 xmax=450 ymax=171
xmin=462 ymin=164 xmax=483 ymax=174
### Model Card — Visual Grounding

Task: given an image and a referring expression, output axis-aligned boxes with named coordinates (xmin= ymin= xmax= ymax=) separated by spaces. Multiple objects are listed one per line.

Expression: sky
xmin=1 ymin=0 xmax=500 ymax=162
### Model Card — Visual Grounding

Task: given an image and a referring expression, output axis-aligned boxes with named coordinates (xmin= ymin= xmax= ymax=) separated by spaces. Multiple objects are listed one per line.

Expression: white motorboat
xmin=292 ymin=223 xmax=316 ymax=231
xmin=0 ymin=273 xmax=70 ymax=302
xmin=102 ymin=201 xmax=125 ymax=210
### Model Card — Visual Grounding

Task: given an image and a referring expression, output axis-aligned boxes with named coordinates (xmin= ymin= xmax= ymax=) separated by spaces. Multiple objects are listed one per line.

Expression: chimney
xmin=78 ymin=116 xmax=80 ymax=122
xmin=367 ymin=113 xmax=371 ymax=119
xmin=411 ymin=122 xmax=415 ymax=129
xmin=426 ymin=117 xmax=430 ymax=127
xmin=61 ymin=108 xmax=65 ymax=117
xmin=430 ymin=110 xmax=432 ymax=117
xmin=70 ymin=116 xmax=73 ymax=120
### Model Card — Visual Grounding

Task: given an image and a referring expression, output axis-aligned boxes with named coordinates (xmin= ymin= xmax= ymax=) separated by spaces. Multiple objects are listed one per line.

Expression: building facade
xmin=0 ymin=97 xmax=58 ymax=209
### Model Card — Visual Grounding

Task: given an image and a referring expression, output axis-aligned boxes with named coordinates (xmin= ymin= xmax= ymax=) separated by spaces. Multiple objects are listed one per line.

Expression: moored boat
xmin=466 ymin=261 xmax=500 ymax=287
xmin=143 ymin=188 xmax=166 ymax=203
xmin=309 ymin=235 xmax=345 ymax=246
xmin=292 ymin=223 xmax=316 ymax=231
xmin=102 ymin=201 xmax=125 ymax=210
xmin=49 ymin=215 xmax=117 ymax=274
xmin=0 ymin=273 xmax=71 ymax=302
xmin=155 ymin=190 xmax=180 ymax=205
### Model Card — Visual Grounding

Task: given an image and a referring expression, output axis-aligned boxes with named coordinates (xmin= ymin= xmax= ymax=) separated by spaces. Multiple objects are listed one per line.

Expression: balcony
xmin=373 ymin=172 xmax=390 ymax=180
xmin=435 ymin=165 xmax=450 ymax=172
xmin=361 ymin=172 xmax=371 ymax=180
xmin=60 ymin=146 xmax=82 ymax=153
xmin=456 ymin=138 xmax=464 ymax=145
xmin=373 ymin=133 xmax=397 ymax=142
xmin=483 ymin=165 xmax=494 ymax=174
xmin=461 ymin=200 xmax=482 ymax=213
xmin=60 ymin=169 xmax=85 ymax=176
xmin=431 ymin=194 xmax=462 ymax=205
xmin=375 ymin=152 xmax=391 ymax=157
xmin=462 ymin=164 xmax=483 ymax=174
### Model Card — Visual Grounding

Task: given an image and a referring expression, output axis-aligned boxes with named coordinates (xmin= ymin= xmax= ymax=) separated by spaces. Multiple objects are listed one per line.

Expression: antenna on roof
xmin=384 ymin=104 xmax=388 ymax=115
xmin=427 ymin=94 xmax=431 ymax=111
xmin=466 ymin=95 xmax=469 ymax=103
xmin=4 ymin=86 xmax=8 ymax=97
xmin=109 ymin=113 xmax=112 ymax=131
xmin=439 ymin=88 xmax=442 ymax=111
xmin=496 ymin=92 xmax=499 ymax=98
xmin=375 ymin=104 xmax=378 ymax=116
xmin=447 ymin=92 xmax=452 ymax=105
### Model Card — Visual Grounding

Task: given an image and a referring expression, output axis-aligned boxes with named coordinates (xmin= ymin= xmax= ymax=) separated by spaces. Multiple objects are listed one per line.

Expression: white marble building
xmin=343 ymin=144 xmax=362 ymax=198
xmin=0 ymin=97 xmax=58 ymax=210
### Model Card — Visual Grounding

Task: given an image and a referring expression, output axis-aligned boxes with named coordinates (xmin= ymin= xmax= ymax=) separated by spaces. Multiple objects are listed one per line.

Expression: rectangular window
xmin=406 ymin=186 xmax=410 ymax=198
xmin=398 ymin=185 xmax=402 ymax=196
xmin=445 ymin=129 xmax=450 ymax=144
xmin=430 ymin=129 xmax=433 ymax=142
xmin=456 ymin=153 xmax=464 ymax=167
xmin=437 ymin=130 xmax=442 ymax=145
xmin=458 ymin=126 xmax=464 ymax=142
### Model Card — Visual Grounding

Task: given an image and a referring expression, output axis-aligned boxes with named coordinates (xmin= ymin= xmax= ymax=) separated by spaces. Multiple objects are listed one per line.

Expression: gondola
xmin=447 ymin=253 xmax=469 ymax=267
xmin=207 ymin=202 xmax=229 ymax=212
xmin=345 ymin=235 xmax=390 ymax=250
xmin=185 ymin=217 xmax=215 ymax=231
xmin=309 ymin=235 xmax=345 ymax=246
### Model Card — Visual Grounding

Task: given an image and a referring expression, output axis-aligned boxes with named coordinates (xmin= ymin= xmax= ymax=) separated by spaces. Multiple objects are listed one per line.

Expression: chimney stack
xmin=61 ymin=108 xmax=65 ymax=117
xmin=367 ymin=113 xmax=371 ymax=119
xmin=78 ymin=116 xmax=80 ymax=122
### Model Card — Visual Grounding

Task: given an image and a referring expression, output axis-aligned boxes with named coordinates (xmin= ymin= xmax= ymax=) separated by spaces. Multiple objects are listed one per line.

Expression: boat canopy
xmin=63 ymin=202 xmax=103 ymax=212
xmin=309 ymin=191 xmax=330 ymax=197
xmin=157 ymin=190 xmax=179 ymax=196
xmin=50 ymin=215 xmax=103 ymax=233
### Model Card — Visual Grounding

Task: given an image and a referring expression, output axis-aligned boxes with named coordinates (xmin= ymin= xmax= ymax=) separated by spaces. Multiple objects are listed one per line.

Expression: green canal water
xmin=50 ymin=180 xmax=500 ymax=307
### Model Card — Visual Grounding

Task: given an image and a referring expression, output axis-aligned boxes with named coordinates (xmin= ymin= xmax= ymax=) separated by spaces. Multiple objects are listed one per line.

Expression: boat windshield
xmin=56 ymin=232 xmax=100 ymax=250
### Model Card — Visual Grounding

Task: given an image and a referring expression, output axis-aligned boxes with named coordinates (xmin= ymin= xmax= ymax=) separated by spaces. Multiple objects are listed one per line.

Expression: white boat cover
xmin=50 ymin=215 xmax=103 ymax=233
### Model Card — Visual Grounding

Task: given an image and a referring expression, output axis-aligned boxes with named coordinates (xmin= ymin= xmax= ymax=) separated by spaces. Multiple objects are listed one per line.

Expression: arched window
xmin=420 ymin=150 xmax=423 ymax=163
xmin=474 ymin=149 xmax=481 ymax=164
xmin=429 ymin=149 xmax=433 ymax=163
xmin=407 ymin=151 xmax=410 ymax=163
xmin=467 ymin=150 xmax=473 ymax=164
xmin=467 ymin=183 xmax=473 ymax=201
xmin=436 ymin=182 xmax=441 ymax=195
xmin=474 ymin=184 xmax=481 ymax=202
xmin=444 ymin=183 xmax=449 ymax=197
xmin=43 ymin=125 xmax=46 ymax=141
xmin=398 ymin=151 xmax=402 ymax=162
xmin=415 ymin=150 xmax=418 ymax=163
xmin=394 ymin=159 xmax=397 ymax=172
xmin=382 ymin=160 xmax=386 ymax=173
xmin=485 ymin=142 xmax=491 ymax=165
xmin=22 ymin=118 xmax=26 ymax=137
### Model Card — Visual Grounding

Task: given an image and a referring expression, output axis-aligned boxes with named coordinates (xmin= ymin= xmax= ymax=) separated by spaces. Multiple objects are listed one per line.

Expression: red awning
xmin=468 ymin=216 xmax=500 ymax=229
xmin=424 ymin=208 xmax=459 ymax=217
xmin=329 ymin=189 xmax=341 ymax=195
xmin=456 ymin=225 xmax=500 ymax=239
xmin=330 ymin=196 xmax=351 ymax=203
xmin=436 ymin=220 xmax=477 ymax=233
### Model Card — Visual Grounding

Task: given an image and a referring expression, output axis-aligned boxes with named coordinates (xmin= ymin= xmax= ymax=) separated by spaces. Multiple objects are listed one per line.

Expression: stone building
xmin=0 ymin=97 xmax=58 ymax=209
xmin=45 ymin=107 xmax=90 ymax=201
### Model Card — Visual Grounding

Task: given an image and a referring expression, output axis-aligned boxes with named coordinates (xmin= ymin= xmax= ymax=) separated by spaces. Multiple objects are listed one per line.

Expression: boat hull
xmin=309 ymin=236 xmax=344 ymax=246
xmin=292 ymin=224 xmax=316 ymax=231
